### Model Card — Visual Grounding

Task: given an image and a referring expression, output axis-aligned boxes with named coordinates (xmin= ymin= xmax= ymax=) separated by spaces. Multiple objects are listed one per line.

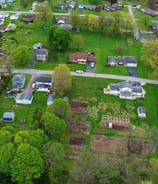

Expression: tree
xmin=41 ymin=112 xmax=66 ymax=140
xmin=47 ymin=98 xmax=72 ymax=122
xmin=0 ymin=143 xmax=15 ymax=174
xmin=72 ymin=34 xmax=84 ymax=51
xmin=48 ymin=25 xmax=72 ymax=51
xmin=88 ymin=0 xmax=100 ymax=5
xmin=0 ymin=130 xmax=13 ymax=146
xmin=10 ymin=143 xmax=44 ymax=184
xmin=88 ymin=14 xmax=99 ymax=31
xmin=108 ymin=0 xmax=117 ymax=5
xmin=43 ymin=141 xmax=69 ymax=184
xmin=35 ymin=2 xmax=53 ymax=27
xmin=11 ymin=46 xmax=32 ymax=67
xmin=14 ymin=129 xmax=47 ymax=151
xmin=2 ymin=40 xmax=18 ymax=55
xmin=69 ymin=13 xmax=80 ymax=29
xmin=53 ymin=64 xmax=72 ymax=96
xmin=142 ymin=40 xmax=158 ymax=77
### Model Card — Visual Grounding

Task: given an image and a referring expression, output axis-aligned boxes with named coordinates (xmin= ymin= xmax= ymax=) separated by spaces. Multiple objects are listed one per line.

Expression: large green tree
xmin=48 ymin=25 xmax=72 ymax=51
xmin=0 ymin=130 xmax=13 ymax=146
xmin=42 ymin=112 xmax=66 ymax=140
xmin=11 ymin=45 xmax=32 ymax=67
xmin=0 ymin=143 xmax=15 ymax=174
xmin=47 ymin=98 xmax=72 ymax=122
xmin=10 ymin=143 xmax=44 ymax=184
xmin=35 ymin=2 xmax=53 ymax=27
xmin=53 ymin=64 xmax=72 ymax=96
xmin=142 ymin=40 xmax=158 ymax=77
xmin=43 ymin=141 xmax=69 ymax=184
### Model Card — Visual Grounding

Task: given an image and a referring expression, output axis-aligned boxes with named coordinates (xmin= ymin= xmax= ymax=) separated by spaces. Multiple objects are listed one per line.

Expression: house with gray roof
xmin=15 ymin=92 xmax=33 ymax=104
xmin=137 ymin=106 xmax=146 ymax=118
xmin=108 ymin=56 xmax=137 ymax=67
xmin=35 ymin=76 xmax=52 ymax=92
xmin=104 ymin=81 xmax=145 ymax=100
xmin=12 ymin=74 xmax=26 ymax=89
xmin=35 ymin=48 xmax=48 ymax=61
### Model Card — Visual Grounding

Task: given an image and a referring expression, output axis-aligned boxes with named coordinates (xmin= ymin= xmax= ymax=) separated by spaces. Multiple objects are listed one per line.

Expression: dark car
xmin=7 ymin=91 xmax=17 ymax=98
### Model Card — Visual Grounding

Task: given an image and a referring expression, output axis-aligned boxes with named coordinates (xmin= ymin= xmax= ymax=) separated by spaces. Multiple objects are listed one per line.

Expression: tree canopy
xmin=142 ymin=40 xmax=158 ymax=77
xmin=53 ymin=64 xmax=72 ymax=96
xmin=11 ymin=45 xmax=32 ymax=67
xmin=48 ymin=25 xmax=72 ymax=51
xmin=10 ymin=143 xmax=44 ymax=184
xmin=42 ymin=112 xmax=66 ymax=140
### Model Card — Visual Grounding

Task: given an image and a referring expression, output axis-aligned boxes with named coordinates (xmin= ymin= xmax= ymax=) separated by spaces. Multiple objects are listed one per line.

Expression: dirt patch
xmin=68 ymin=122 xmax=90 ymax=135
xmin=94 ymin=128 xmax=109 ymax=134
xmin=71 ymin=101 xmax=88 ymax=114
xmin=91 ymin=135 xmax=127 ymax=153
xmin=91 ymin=135 xmax=153 ymax=155
xmin=69 ymin=137 xmax=86 ymax=149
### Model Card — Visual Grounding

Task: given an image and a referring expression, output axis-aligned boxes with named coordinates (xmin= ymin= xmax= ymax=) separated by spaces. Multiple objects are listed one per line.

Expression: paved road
xmin=1 ymin=68 xmax=157 ymax=85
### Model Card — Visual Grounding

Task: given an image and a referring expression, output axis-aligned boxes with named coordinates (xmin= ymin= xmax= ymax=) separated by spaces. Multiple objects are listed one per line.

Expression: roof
xmin=36 ymin=76 xmax=52 ymax=83
xmin=144 ymin=8 xmax=158 ymax=15
xmin=69 ymin=52 xmax=95 ymax=63
xmin=108 ymin=56 xmax=137 ymax=65
xmin=12 ymin=74 xmax=26 ymax=88
xmin=16 ymin=92 xmax=33 ymax=101
xmin=3 ymin=112 xmax=15 ymax=119
xmin=0 ymin=26 xmax=8 ymax=32
xmin=137 ymin=106 xmax=146 ymax=114
xmin=36 ymin=48 xmax=48 ymax=55
xmin=33 ymin=43 xmax=43 ymax=50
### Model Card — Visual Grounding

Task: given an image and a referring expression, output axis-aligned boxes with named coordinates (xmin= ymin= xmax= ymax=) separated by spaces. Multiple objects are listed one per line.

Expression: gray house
xmin=35 ymin=76 xmax=52 ymax=92
xmin=104 ymin=81 xmax=145 ymax=100
xmin=12 ymin=74 xmax=26 ymax=89
xmin=35 ymin=48 xmax=48 ymax=62
xmin=15 ymin=92 xmax=33 ymax=104
xmin=108 ymin=56 xmax=137 ymax=67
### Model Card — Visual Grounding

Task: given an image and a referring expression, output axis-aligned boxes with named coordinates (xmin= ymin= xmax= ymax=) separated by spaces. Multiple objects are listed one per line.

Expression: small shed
xmin=3 ymin=112 xmax=15 ymax=122
xmin=137 ymin=106 xmax=146 ymax=118
xmin=47 ymin=94 xmax=55 ymax=106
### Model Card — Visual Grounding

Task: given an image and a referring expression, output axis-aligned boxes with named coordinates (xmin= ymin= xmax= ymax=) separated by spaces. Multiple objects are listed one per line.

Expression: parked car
xmin=76 ymin=70 xmax=83 ymax=74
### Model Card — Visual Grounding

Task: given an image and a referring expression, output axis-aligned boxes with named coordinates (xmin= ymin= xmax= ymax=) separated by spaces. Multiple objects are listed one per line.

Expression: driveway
xmin=86 ymin=63 xmax=94 ymax=73
xmin=128 ymin=67 xmax=138 ymax=77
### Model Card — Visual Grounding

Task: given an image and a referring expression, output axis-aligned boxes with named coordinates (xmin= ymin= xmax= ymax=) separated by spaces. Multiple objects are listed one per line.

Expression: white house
xmin=104 ymin=81 xmax=145 ymax=100
xmin=137 ymin=106 xmax=146 ymax=118
xmin=35 ymin=76 xmax=52 ymax=92
xmin=15 ymin=92 xmax=33 ymax=104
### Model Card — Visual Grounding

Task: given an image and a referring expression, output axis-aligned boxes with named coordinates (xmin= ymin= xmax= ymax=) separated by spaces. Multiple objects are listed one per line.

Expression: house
xmin=35 ymin=48 xmax=48 ymax=61
xmin=144 ymin=8 xmax=158 ymax=16
xmin=69 ymin=52 xmax=95 ymax=64
xmin=0 ymin=12 xmax=9 ymax=18
xmin=150 ymin=22 xmax=158 ymax=30
xmin=47 ymin=94 xmax=55 ymax=106
xmin=12 ymin=74 xmax=26 ymax=89
xmin=3 ymin=112 xmax=15 ymax=122
xmin=108 ymin=56 xmax=137 ymax=67
xmin=0 ymin=26 xmax=8 ymax=33
xmin=35 ymin=76 xmax=52 ymax=92
xmin=137 ymin=106 xmax=146 ymax=118
xmin=15 ymin=92 xmax=33 ymax=104
xmin=22 ymin=14 xmax=35 ymax=22
xmin=104 ymin=81 xmax=145 ymax=100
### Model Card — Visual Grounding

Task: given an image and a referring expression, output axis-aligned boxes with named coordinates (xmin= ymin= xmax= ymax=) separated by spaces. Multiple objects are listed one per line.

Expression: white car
xmin=76 ymin=70 xmax=83 ymax=74
xmin=91 ymin=62 xmax=94 ymax=68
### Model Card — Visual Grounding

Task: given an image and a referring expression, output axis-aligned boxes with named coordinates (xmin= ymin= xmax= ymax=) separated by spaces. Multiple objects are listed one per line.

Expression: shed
xmin=137 ymin=106 xmax=146 ymax=118
xmin=3 ymin=112 xmax=15 ymax=122
xmin=33 ymin=43 xmax=43 ymax=50
xmin=47 ymin=94 xmax=55 ymax=106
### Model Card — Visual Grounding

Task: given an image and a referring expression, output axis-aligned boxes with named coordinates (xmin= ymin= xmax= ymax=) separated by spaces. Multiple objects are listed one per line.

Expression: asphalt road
xmin=1 ymin=68 xmax=157 ymax=85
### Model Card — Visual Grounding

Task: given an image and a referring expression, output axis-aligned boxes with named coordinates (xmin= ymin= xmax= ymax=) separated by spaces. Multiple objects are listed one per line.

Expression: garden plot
xmin=69 ymin=137 xmax=86 ymax=149
xmin=91 ymin=135 xmax=153 ymax=155
xmin=68 ymin=122 xmax=90 ymax=135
